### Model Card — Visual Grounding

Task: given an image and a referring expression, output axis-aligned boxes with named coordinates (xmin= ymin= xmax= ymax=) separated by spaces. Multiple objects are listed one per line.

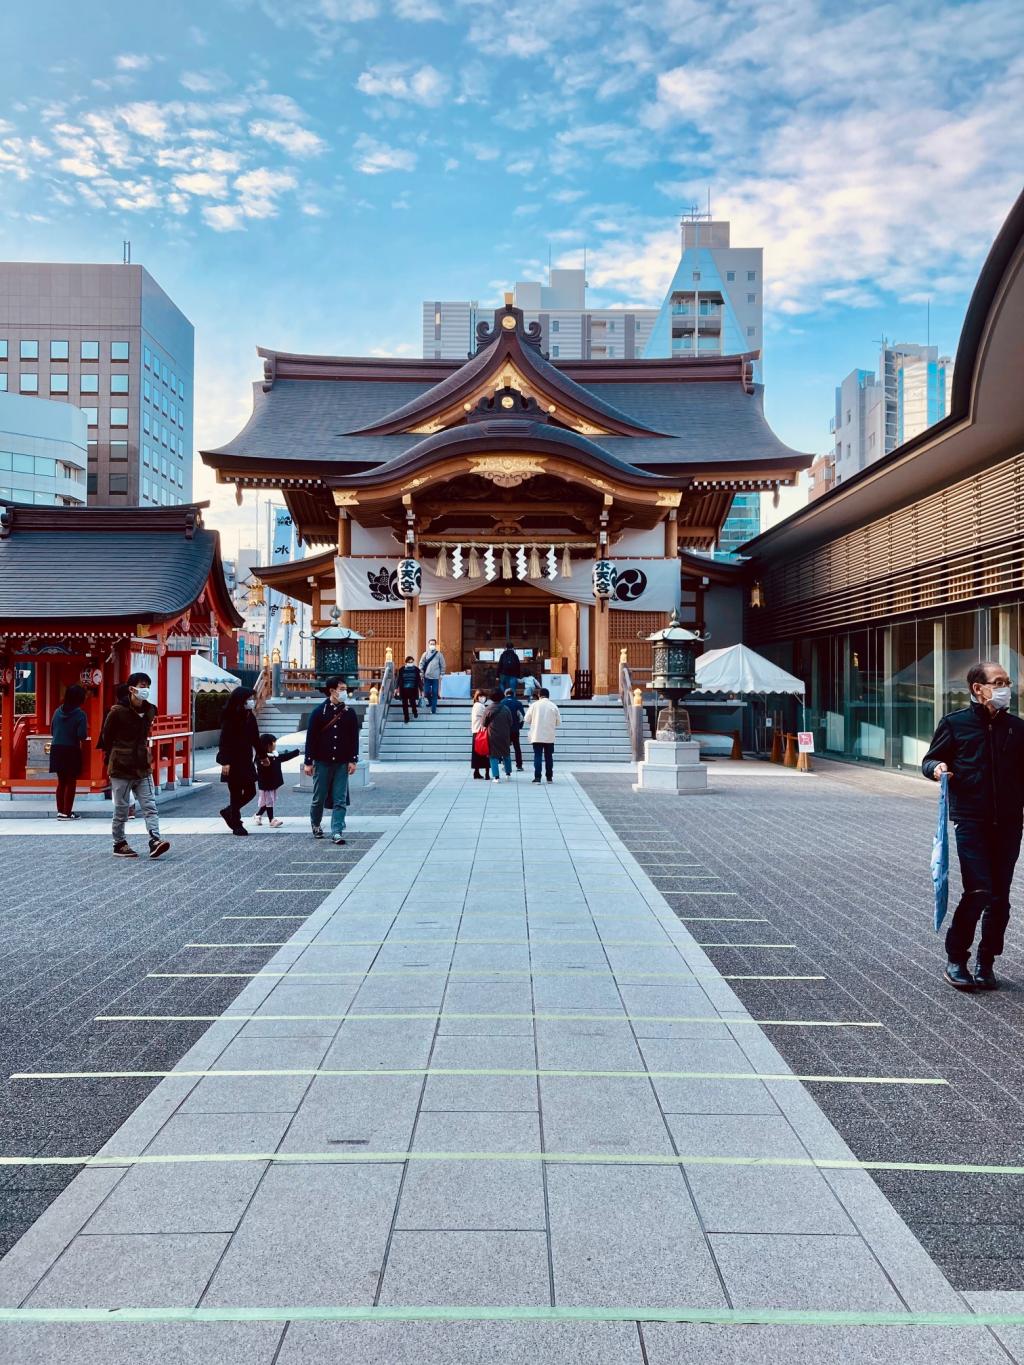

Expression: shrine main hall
xmin=202 ymin=299 xmax=810 ymax=695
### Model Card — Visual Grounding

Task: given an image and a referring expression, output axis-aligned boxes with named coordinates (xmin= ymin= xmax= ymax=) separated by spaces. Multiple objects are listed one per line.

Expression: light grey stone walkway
xmin=0 ymin=768 xmax=1016 ymax=1362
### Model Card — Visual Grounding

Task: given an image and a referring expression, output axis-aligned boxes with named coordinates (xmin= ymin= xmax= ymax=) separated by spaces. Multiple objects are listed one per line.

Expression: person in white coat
xmin=470 ymin=690 xmax=491 ymax=780
xmin=524 ymin=687 xmax=561 ymax=784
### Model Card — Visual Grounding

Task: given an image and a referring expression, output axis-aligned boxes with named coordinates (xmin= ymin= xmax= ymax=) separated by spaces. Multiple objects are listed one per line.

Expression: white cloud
xmin=202 ymin=203 xmax=246 ymax=232
xmin=173 ymin=170 xmax=230 ymax=197
xmin=356 ymin=62 xmax=450 ymax=107
xmin=393 ymin=0 xmax=445 ymax=18
xmin=180 ymin=70 xmax=228 ymax=93
xmin=301 ymin=202 xmax=325 ymax=216
xmin=507 ymin=157 xmax=533 ymax=175
xmin=116 ymin=102 xmax=173 ymax=140
xmin=114 ymin=53 xmax=151 ymax=72
xmin=551 ymin=188 xmax=585 ymax=203
xmin=249 ymin=118 xmax=326 ymax=156
xmin=466 ymin=142 xmax=499 ymax=161
xmin=235 ymin=166 xmax=297 ymax=218
xmin=352 ymin=134 xmax=417 ymax=174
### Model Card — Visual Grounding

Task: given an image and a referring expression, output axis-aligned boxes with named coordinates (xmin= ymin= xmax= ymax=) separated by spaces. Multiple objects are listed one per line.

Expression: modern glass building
xmin=0 ymin=390 xmax=87 ymax=506
xmin=735 ymin=189 xmax=1024 ymax=774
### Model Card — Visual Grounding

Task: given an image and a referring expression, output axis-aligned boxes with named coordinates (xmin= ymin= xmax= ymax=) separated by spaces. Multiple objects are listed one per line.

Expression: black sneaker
xmin=312 ymin=826 xmax=324 ymax=840
xmin=113 ymin=841 xmax=138 ymax=858
xmin=974 ymin=961 xmax=999 ymax=990
xmin=148 ymin=836 xmax=171 ymax=859
xmin=232 ymin=826 xmax=249 ymax=836
xmin=944 ymin=960 xmax=975 ymax=992
xmin=531 ymin=777 xmax=542 ymax=784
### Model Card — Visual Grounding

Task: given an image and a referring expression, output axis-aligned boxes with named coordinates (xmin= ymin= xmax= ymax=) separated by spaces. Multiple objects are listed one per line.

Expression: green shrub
xmin=15 ymin=692 xmax=36 ymax=715
xmin=193 ymin=691 xmax=227 ymax=732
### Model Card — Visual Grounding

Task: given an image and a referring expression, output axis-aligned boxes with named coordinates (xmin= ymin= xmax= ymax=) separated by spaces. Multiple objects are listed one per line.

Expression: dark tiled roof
xmin=0 ymin=518 xmax=225 ymax=623
xmin=204 ymin=375 xmax=807 ymax=471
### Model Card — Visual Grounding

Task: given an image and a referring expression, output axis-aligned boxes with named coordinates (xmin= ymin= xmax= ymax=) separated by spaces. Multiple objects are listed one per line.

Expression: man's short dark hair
xmin=967 ymin=661 xmax=1004 ymax=691
xmin=405 ymin=655 xmax=414 ymax=662
xmin=126 ymin=671 xmax=151 ymax=688
xmin=539 ymin=687 xmax=549 ymax=698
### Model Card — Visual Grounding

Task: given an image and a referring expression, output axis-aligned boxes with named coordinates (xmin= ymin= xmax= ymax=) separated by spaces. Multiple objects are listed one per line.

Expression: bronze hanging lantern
xmin=279 ymin=602 xmax=297 ymax=626
xmin=246 ymin=581 xmax=265 ymax=608
xmin=646 ymin=609 xmax=707 ymax=741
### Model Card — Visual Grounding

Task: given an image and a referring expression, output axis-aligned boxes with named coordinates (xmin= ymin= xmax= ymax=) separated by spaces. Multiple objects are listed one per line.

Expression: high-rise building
xmin=0 ymin=263 xmax=194 ymax=507
xmin=830 ymin=342 xmax=953 ymax=486
xmin=644 ymin=211 xmax=765 ymax=552
xmin=423 ymin=269 xmax=657 ymax=360
xmin=0 ymin=390 xmax=87 ymax=507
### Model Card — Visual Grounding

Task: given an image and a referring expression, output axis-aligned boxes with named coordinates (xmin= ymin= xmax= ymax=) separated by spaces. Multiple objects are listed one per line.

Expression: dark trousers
xmin=223 ymin=776 xmax=256 ymax=831
xmin=946 ymin=818 xmax=1023 ymax=965
xmin=55 ymin=774 xmax=77 ymax=816
xmin=533 ymin=742 xmax=554 ymax=780
xmin=400 ymin=688 xmax=419 ymax=722
xmin=511 ymin=730 xmax=523 ymax=768
xmin=500 ymin=674 xmax=519 ymax=696
xmin=423 ymin=677 xmax=440 ymax=713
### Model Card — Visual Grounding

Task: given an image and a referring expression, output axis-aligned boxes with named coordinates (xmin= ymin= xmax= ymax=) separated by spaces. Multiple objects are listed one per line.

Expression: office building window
xmin=161 ymin=395 xmax=168 ymax=415
xmin=177 ymin=436 xmax=184 ymax=456
xmin=108 ymin=473 xmax=128 ymax=494
xmin=49 ymin=374 xmax=69 ymax=394
xmin=109 ymin=441 xmax=128 ymax=461
xmin=110 ymin=374 xmax=129 ymax=394
xmin=20 ymin=373 xmax=38 ymax=393
xmin=143 ymin=412 xmax=151 ymax=434
xmin=161 ymin=458 xmax=168 ymax=478
xmin=81 ymin=340 xmax=99 ymax=361
xmin=692 ymin=271 xmax=701 ymax=282
xmin=178 ymin=411 xmax=184 ymax=429
xmin=86 ymin=472 xmax=97 ymax=495
xmin=177 ymin=379 xmax=184 ymax=400
xmin=551 ymin=344 xmax=560 ymax=357
xmin=143 ymin=444 xmax=150 ymax=466
xmin=162 ymin=364 xmax=169 ymax=384
xmin=81 ymin=406 xmax=98 ymax=426
xmin=144 ymin=345 xmax=151 ymax=369
xmin=177 ymin=467 xmax=183 ymax=487
xmin=143 ymin=379 xmax=150 ymax=401
xmin=0 ymin=374 xmax=7 ymax=391
xmin=110 ymin=341 xmax=129 ymax=361
xmin=143 ymin=477 xmax=150 ymax=499
xmin=551 ymin=320 xmax=560 ymax=332
xmin=169 ymin=401 xmax=176 ymax=423
xmin=170 ymin=371 xmax=176 ymax=391
xmin=80 ymin=374 xmax=98 ymax=393
xmin=747 ymin=270 xmax=756 ymax=281
xmin=162 ymin=425 xmax=168 ymax=446
xmin=87 ymin=441 xmax=97 ymax=461
xmin=110 ymin=407 xmax=129 ymax=427
xmin=50 ymin=340 xmax=69 ymax=361
xmin=726 ymin=270 xmax=735 ymax=281
xmin=608 ymin=321 xmax=615 ymax=332
xmin=747 ymin=293 xmax=756 ymax=304
xmin=20 ymin=340 xmax=39 ymax=361
xmin=746 ymin=326 xmax=755 ymax=336
xmin=0 ymin=341 xmax=7 ymax=360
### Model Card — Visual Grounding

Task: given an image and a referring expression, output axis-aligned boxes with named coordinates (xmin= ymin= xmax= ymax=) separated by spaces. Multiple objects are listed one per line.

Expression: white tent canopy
xmin=694 ymin=643 xmax=805 ymax=696
xmin=190 ymin=651 xmax=241 ymax=694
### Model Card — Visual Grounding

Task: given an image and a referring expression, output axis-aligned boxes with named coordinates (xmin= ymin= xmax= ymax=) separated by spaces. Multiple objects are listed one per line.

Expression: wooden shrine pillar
xmin=336 ymin=513 xmax=352 ymax=629
xmin=664 ymin=509 xmax=679 ymax=558
xmin=437 ymin=601 xmax=462 ymax=672
xmin=593 ymin=597 xmax=610 ymax=697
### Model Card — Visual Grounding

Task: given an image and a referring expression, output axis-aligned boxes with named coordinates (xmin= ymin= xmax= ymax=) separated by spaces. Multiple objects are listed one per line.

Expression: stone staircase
xmin=377 ymin=700 xmax=634 ymax=764
xmin=256 ymin=698 xmax=316 ymax=740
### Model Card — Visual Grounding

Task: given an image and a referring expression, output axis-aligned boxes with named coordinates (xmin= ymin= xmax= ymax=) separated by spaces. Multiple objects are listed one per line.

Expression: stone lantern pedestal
xmin=633 ymin=739 xmax=706 ymax=793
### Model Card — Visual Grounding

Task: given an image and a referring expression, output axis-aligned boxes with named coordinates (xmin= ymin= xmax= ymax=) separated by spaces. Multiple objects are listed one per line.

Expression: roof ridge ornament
xmin=475 ymin=300 xmax=545 ymax=355
xmin=466 ymin=385 xmax=549 ymax=424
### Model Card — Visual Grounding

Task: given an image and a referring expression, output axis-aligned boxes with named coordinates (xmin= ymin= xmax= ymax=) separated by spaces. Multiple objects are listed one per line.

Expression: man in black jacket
xmin=498 ymin=643 xmax=521 ymax=697
xmin=396 ymin=656 xmax=422 ymax=723
xmin=303 ymin=675 xmax=360 ymax=844
xmin=922 ymin=660 xmax=1024 ymax=991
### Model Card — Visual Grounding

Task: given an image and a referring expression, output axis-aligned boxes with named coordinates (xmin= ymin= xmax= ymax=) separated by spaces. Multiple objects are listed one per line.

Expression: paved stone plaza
xmin=1 ymin=760 xmax=1024 ymax=1362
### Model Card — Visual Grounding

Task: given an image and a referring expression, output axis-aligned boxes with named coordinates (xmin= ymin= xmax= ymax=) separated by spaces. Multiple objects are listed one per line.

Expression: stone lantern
xmin=634 ymin=609 xmax=709 ymax=795
xmin=648 ymin=609 xmax=705 ymax=740
xmin=313 ymin=607 xmax=363 ymax=691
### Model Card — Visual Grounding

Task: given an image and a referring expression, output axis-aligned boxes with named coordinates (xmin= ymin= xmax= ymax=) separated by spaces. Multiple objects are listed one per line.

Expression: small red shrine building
xmin=0 ymin=501 xmax=241 ymax=796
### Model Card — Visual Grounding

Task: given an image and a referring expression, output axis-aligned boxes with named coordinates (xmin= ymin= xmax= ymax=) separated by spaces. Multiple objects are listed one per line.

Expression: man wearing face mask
xmin=923 ymin=661 xmax=1024 ymax=991
xmin=304 ymin=675 xmax=360 ymax=844
xmin=98 ymin=671 xmax=171 ymax=860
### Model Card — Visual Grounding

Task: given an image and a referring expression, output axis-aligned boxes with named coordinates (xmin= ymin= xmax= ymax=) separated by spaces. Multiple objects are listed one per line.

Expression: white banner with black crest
xmin=336 ymin=557 xmax=679 ymax=613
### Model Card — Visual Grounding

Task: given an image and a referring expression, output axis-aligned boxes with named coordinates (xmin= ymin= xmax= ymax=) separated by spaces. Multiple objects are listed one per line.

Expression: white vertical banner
xmin=267 ymin=506 xmax=296 ymax=661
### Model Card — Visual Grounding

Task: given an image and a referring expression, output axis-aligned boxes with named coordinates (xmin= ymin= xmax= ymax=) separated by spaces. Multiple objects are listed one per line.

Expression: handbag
xmin=931 ymin=772 xmax=950 ymax=932
xmin=473 ymin=727 xmax=490 ymax=757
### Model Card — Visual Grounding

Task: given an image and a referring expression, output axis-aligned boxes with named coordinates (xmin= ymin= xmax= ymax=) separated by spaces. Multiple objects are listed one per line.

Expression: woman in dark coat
xmin=216 ymin=686 xmax=260 ymax=834
xmin=482 ymin=687 xmax=514 ymax=781
xmin=49 ymin=683 xmax=88 ymax=819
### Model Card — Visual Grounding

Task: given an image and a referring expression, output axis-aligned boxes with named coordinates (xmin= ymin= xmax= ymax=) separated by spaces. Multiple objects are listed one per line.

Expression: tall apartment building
xmin=423 ymin=269 xmax=657 ymax=360
xmin=0 ymin=390 xmax=87 ymax=507
xmin=830 ymin=342 xmax=953 ymax=487
xmin=644 ymin=211 xmax=765 ymax=552
xmin=0 ymin=263 xmax=194 ymax=507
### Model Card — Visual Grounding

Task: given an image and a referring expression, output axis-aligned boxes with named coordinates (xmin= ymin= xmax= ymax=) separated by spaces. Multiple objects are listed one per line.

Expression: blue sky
xmin=2 ymin=0 xmax=1022 ymax=541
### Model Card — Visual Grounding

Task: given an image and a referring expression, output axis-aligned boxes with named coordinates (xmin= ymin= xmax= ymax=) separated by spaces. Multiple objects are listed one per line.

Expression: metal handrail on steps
xmin=618 ymin=657 xmax=646 ymax=762
xmin=365 ymin=659 xmax=395 ymax=760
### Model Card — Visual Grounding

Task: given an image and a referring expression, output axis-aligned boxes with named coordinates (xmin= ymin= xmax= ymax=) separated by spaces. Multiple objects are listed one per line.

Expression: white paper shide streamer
xmin=484 ymin=545 xmax=496 ymax=582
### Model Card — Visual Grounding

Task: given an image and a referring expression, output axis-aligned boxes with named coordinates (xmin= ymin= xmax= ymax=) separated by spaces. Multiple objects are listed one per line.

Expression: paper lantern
xmin=396 ymin=558 xmax=422 ymax=598
xmin=592 ymin=559 xmax=618 ymax=599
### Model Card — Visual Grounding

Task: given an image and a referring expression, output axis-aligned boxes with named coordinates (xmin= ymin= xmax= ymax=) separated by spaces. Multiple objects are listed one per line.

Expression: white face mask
xmin=245 ymin=698 xmax=256 ymax=710
xmin=132 ymin=687 xmax=150 ymax=701
xmin=988 ymin=685 xmax=1012 ymax=710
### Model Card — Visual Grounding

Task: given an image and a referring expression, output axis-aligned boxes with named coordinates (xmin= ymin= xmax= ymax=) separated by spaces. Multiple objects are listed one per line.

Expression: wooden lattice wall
xmin=608 ymin=609 xmax=668 ymax=680
xmin=347 ymin=611 xmax=405 ymax=669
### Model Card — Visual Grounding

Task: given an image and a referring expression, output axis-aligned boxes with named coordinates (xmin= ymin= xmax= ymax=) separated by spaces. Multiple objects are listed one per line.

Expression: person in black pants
xmin=397 ymin=656 xmax=422 ymax=723
xmin=217 ymin=686 xmax=261 ymax=836
xmin=923 ymin=660 xmax=1024 ymax=991
xmin=501 ymin=687 xmax=525 ymax=770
